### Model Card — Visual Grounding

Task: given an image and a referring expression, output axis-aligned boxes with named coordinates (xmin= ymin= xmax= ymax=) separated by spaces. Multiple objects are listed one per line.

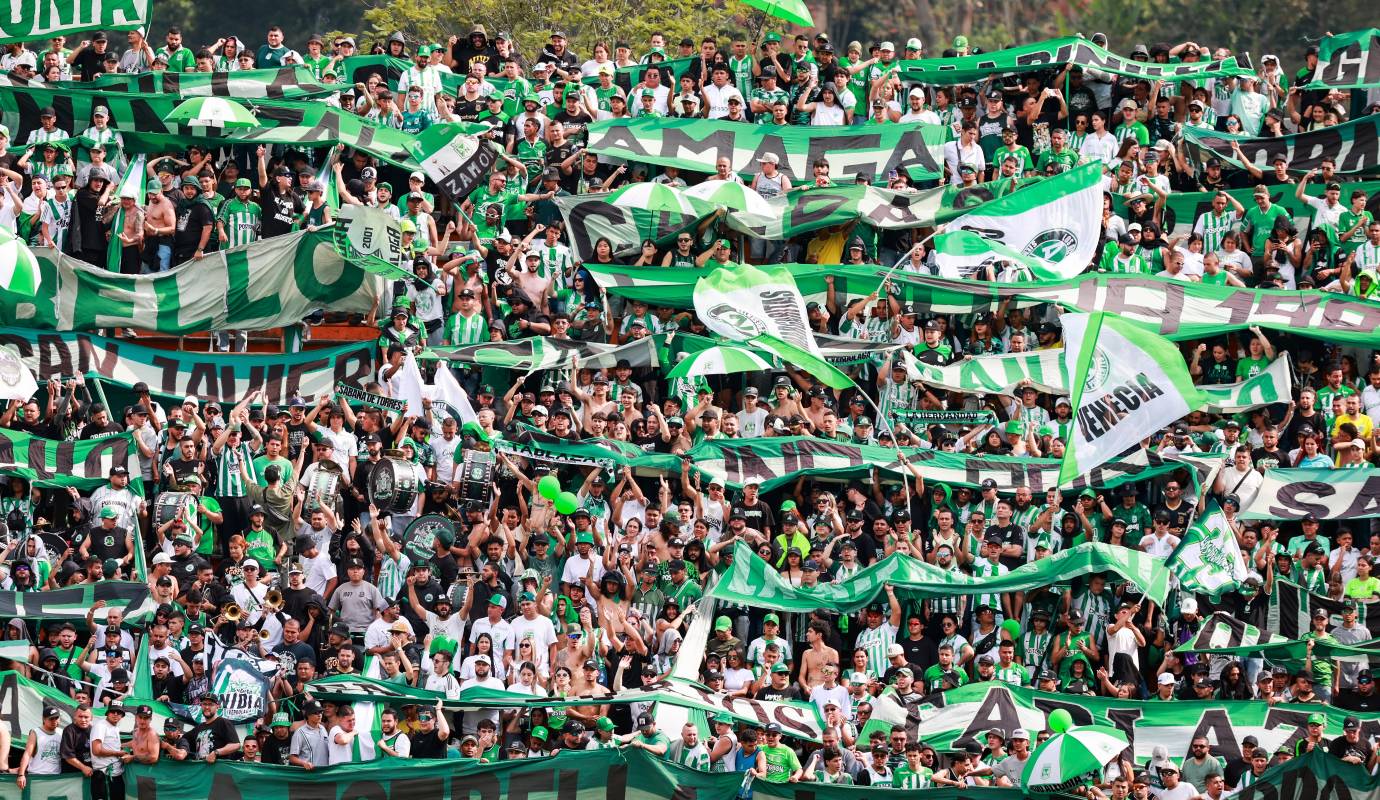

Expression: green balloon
xmin=1048 ymin=708 xmax=1074 ymax=733
xmin=1001 ymin=619 xmax=1021 ymax=638
xmin=555 ymin=491 xmax=579 ymax=515
xmin=538 ymin=474 xmax=562 ymax=500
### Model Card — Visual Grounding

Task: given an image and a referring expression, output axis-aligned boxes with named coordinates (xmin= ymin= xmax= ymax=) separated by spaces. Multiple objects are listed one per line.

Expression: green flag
xmin=692 ymin=263 xmax=853 ymax=389
xmin=1167 ymin=501 xmax=1249 ymax=599
xmin=106 ymin=154 xmax=145 ymax=273
xmin=934 ymin=163 xmax=1104 ymax=280
xmin=1060 ymin=312 xmax=1207 ymax=485
xmin=1306 ymin=29 xmax=1380 ymax=88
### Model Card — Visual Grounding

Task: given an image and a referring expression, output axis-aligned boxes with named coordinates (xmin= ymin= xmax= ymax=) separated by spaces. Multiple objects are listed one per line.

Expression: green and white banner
xmin=1061 ymin=312 xmax=1208 ymax=484
xmin=0 ymin=582 xmax=154 ymax=624
xmin=891 ymin=409 xmax=998 ymax=426
xmin=895 ymin=36 xmax=1254 ymax=85
xmin=910 ymin=348 xmax=1290 ymax=414
xmin=0 ymin=0 xmax=148 ymax=45
xmin=1242 ymin=468 xmax=1380 ymax=520
xmin=1167 ymin=500 xmax=1248 ymax=598
xmin=0 ymin=80 xmax=423 ymax=170
xmin=907 ymin=683 xmax=1378 ymax=766
xmin=586 ymin=117 xmax=949 ymax=184
xmin=711 ymin=540 xmax=1172 ymax=611
xmin=60 ymin=66 xmax=333 ymax=99
xmin=331 ymin=205 xmax=412 ymax=279
xmin=935 ymin=163 xmax=1104 ymax=281
xmin=693 ymin=263 xmax=853 ymax=389
xmin=0 ymin=427 xmax=139 ymax=488
xmin=1305 ymin=29 xmax=1380 ymax=89
xmin=428 ymin=336 xmax=661 ymax=372
xmin=0 ymin=328 xmax=375 ymax=404
xmin=0 ymin=671 xmax=77 ymax=745
xmin=586 ymin=265 xmax=1380 ymax=345
xmin=406 ymin=123 xmax=501 ymax=202
xmin=1 ymin=230 xmax=382 ymax=333
xmin=502 ymin=430 xmax=1215 ymax=494
xmin=1181 ymin=113 xmax=1380 ymax=174
xmin=309 ymin=673 xmax=827 ymax=741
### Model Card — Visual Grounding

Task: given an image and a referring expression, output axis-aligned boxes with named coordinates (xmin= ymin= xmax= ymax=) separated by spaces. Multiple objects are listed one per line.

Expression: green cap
xmin=519 ymin=591 xmax=536 ymax=603
xmin=1037 ymin=424 xmax=1053 ymax=437
xmin=764 ymin=613 xmax=780 ymax=625
xmin=488 ymin=593 xmax=506 ymax=607
xmin=51 ymin=165 xmax=73 ymax=179
xmin=99 ymin=506 xmax=118 ymax=519
xmin=764 ymin=32 xmax=782 ymax=43
xmin=780 ymin=500 xmax=797 ymax=513
xmin=234 ymin=178 xmax=252 ymax=189
xmin=1035 ymin=535 xmax=1053 ymax=551
xmin=416 ymin=44 xmax=432 ymax=57
xmin=378 ymin=181 xmax=393 ymax=193
xmin=1004 ymin=420 xmax=1024 ymax=435
xmin=1078 ymin=488 xmax=1097 ymax=499
xmin=399 ymin=219 xmax=417 ymax=234
xmin=596 ymin=717 xmax=615 ymax=732
xmin=714 ymin=615 xmax=732 ymax=631
xmin=771 ymin=662 xmax=790 ymax=673
xmin=271 ymin=712 xmax=291 ymax=728
xmin=575 ymin=531 xmax=595 ymax=545
xmin=716 ymin=238 xmax=731 ymax=248
xmin=712 ymin=713 xmax=733 ymax=724
xmin=640 ymin=89 xmax=655 ymax=98
xmin=647 ymin=46 xmax=666 ymax=57
xmin=145 ymin=180 xmax=162 ymax=193
xmin=531 ymin=725 xmax=549 ymax=740
xmin=1309 ymin=712 xmax=1326 ymax=725
xmin=953 ymin=35 xmax=969 ymax=48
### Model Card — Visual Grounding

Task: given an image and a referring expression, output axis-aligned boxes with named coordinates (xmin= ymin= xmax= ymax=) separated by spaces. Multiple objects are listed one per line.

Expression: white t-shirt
xmin=702 ymin=83 xmax=743 ymax=119
xmin=327 ymin=725 xmax=357 ymax=765
xmin=509 ymin=614 xmax=558 ymax=671
xmin=89 ymin=718 xmax=125 ymax=775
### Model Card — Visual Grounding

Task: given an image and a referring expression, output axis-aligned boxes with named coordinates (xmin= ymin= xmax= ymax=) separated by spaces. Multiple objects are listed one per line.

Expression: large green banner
xmin=1306 ymin=29 xmax=1380 ymax=89
xmin=895 ymin=36 xmax=1254 ymax=85
xmin=120 ymin=746 xmax=1027 ymax=800
xmin=907 ymin=683 xmax=1380 ymax=767
xmin=586 ymin=263 xmax=1380 ymax=345
xmin=56 ymin=67 xmax=333 ymax=99
xmin=502 ymin=429 xmax=1212 ymax=493
xmin=585 ymin=117 xmax=949 ymax=183
xmin=0 ymin=0 xmax=147 ymax=45
xmin=1242 ymin=468 xmax=1380 ymax=520
xmin=712 ymin=540 xmax=1173 ymax=610
xmin=0 ymin=428 xmax=139 ymax=488
xmin=0 ymin=230 xmax=383 ymax=333
xmin=0 ymin=329 xmax=375 ymax=404
xmin=0 ymin=80 xmax=420 ymax=169
xmin=1113 ymin=179 xmax=1380 ymax=241
xmin=1181 ymin=114 xmax=1380 ymax=174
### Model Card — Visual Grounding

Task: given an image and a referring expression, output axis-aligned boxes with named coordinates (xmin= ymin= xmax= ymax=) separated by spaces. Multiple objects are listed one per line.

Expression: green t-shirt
xmin=638 ymin=731 xmax=671 ymax=757
xmin=1114 ymin=121 xmax=1150 ymax=146
xmin=244 ymin=527 xmax=277 ymax=571
xmin=156 ymin=46 xmax=196 ymax=73
xmin=252 ymin=455 xmax=293 ymax=487
xmin=1347 ymin=576 xmax=1380 ymax=599
xmin=894 ymin=764 xmax=935 ymax=788
xmin=1236 ymin=356 xmax=1270 ymax=380
xmin=1243 ymin=204 xmax=1290 ymax=254
xmin=760 ymin=743 xmax=802 ymax=783
xmin=194 ymin=496 xmax=222 ymax=557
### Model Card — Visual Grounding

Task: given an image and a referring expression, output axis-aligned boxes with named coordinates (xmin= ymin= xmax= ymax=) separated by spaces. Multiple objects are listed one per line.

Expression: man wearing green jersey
xmin=216 ymin=179 xmax=261 ymax=249
xmin=758 ymin=723 xmax=803 ymax=782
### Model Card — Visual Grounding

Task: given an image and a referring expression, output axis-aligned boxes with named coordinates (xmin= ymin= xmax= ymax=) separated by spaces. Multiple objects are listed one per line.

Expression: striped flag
xmin=1181 ymin=611 xmax=1289 ymax=651
xmin=1167 ymin=500 xmax=1248 ymax=599
xmin=105 ymin=155 xmax=146 ymax=273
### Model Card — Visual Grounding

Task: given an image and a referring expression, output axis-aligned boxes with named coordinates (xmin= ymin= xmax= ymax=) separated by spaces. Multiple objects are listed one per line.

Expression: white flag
xmin=1059 ymin=312 xmax=1207 ymax=484
xmin=430 ymin=364 xmax=479 ymax=424
xmin=395 ymin=352 xmax=426 ymax=417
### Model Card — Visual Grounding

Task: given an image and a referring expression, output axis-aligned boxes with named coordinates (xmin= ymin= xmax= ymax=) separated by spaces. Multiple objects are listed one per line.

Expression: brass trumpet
xmin=263 ymin=589 xmax=284 ymax=613
xmin=222 ymin=603 xmax=244 ymax=623
xmin=258 ymin=628 xmax=272 ymax=641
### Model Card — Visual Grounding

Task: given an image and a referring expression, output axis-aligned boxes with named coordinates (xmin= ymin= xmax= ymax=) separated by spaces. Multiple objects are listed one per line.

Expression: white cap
xmin=1127 ymin=222 xmax=1143 ymax=233
xmin=887 ymin=643 xmax=905 ymax=657
xmin=908 ymin=87 xmax=925 ymax=99
xmin=183 ymin=395 xmax=199 ymax=406
xmin=879 ymin=41 xmax=894 ymax=51
xmin=532 ymin=404 xmax=549 ymax=415
xmin=151 ymin=553 xmax=173 ymax=565
xmin=1180 ymin=598 xmax=1198 ymax=615
xmin=1011 ymin=728 xmax=1030 ymax=740
xmin=756 ymin=152 xmax=779 ymax=165
xmin=494 ymin=230 xmax=513 ymax=243
xmin=409 ymin=170 xmax=424 ymax=181
xmin=1157 ymin=673 xmax=1177 ymax=686
xmin=906 ymin=38 xmax=923 ymax=50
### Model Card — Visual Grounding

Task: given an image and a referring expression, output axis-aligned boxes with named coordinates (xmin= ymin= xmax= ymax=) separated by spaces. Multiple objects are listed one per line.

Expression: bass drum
xmin=459 ymin=451 xmax=494 ymax=509
xmin=401 ymin=515 xmax=456 ymax=563
xmin=303 ymin=461 xmax=344 ymax=516
xmin=153 ymin=492 xmax=197 ymax=529
xmin=368 ymin=455 xmax=425 ymax=514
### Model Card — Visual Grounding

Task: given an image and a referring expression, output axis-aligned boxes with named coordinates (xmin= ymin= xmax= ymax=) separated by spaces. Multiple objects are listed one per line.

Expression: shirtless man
xmin=130 ymin=705 xmax=161 ymax=764
xmin=798 ymin=620 xmax=841 ymax=693
xmin=768 ymin=378 xmax=805 ymax=420
xmin=142 ymin=181 xmax=176 ymax=266
xmin=506 ymin=225 xmax=554 ymax=313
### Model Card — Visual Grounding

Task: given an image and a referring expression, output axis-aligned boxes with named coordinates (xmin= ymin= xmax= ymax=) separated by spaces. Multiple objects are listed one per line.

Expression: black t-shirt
xmin=1336 ymin=689 xmax=1380 ymax=713
xmin=454 ymin=98 xmax=484 ymax=122
xmin=986 ymin=523 xmax=1025 ymax=570
xmin=87 ymin=525 xmax=129 ymax=560
xmin=1328 ymin=735 xmax=1373 ymax=763
xmin=79 ymin=421 xmax=123 ymax=441
xmin=846 ymin=532 xmax=878 ymax=566
xmin=755 ymin=684 xmax=802 ymax=703
xmin=171 ymin=554 xmax=210 ymax=587
xmin=410 ymin=730 xmax=448 ymax=759
xmin=262 ymin=731 xmax=294 ymax=765
xmin=732 ymin=500 xmax=775 ymax=535
xmin=72 ymin=48 xmax=105 ymax=81
xmin=13 ymin=418 xmax=59 ymax=439
xmin=284 ymin=421 xmax=310 ymax=460
xmin=1154 ymin=501 xmax=1191 ymax=533
xmin=261 ymin=189 xmax=303 ymax=238
xmin=545 ymin=142 xmax=581 ymax=191
xmin=189 ymin=715 xmax=239 ymax=759
xmin=173 ymin=200 xmax=214 ymax=256
xmin=900 ymin=635 xmax=939 ymax=675
xmin=165 ymin=457 xmax=206 ymax=490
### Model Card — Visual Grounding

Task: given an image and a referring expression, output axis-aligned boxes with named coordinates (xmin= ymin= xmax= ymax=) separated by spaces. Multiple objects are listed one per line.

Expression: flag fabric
xmin=692 ymin=263 xmax=853 ymax=389
xmin=1059 ymin=312 xmax=1208 ymax=485
xmin=936 ymin=163 xmax=1104 ymax=281
xmin=395 ymin=352 xmax=426 ymax=417
xmin=0 ymin=227 xmax=39 ymax=295
xmin=163 ymin=97 xmax=259 ymax=129
xmin=667 ymin=345 xmax=775 ymax=380
xmin=405 ymin=123 xmax=501 ymax=202
xmin=331 ymin=205 xmax=413 ymax=279
xmin=1167 ymin=501 xmax=1249 ymax=599
xmin=0 ymin=345 xmax=37 ymax=403
xmin=1305 ymin=29 xmax=1380 ymax=89
xmin=931 ymin=229 xmax=1051 ymax=279
xmin=1179 ymin=611 xmax=1289 ymax=651
xmin=429 ymin=365 xmax=479 ymax=425
xmin=106 ymin=154 xmax=146 ymax=273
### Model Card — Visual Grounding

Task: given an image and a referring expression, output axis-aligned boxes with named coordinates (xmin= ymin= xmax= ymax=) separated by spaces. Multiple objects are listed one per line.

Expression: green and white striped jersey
xmin=668 ymin=740 xmax=710 ymax=771
xmin=971 ymin=558 xmax=1007 ymax=611
xmin=217 ymin=198 xmax=262 ymax=247
xmin=854 ymin=622 xmax=896 ymax=677
xmin=443 ymin=312 xmax=489 ymax=346
xmin=994 ymin=662 xmax=1030 ymax=686
xmin=215 ymin=441 xmax=256 ymax=497
xmin=1353 ymin=242 xmax=1380 ymax=270
xmin=1194 ymin=210 xmax=1237 ymax=253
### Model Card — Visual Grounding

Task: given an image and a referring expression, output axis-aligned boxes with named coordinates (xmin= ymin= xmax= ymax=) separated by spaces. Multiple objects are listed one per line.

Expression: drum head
xmin=401 ymin=515 xmax=456 ymax=563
